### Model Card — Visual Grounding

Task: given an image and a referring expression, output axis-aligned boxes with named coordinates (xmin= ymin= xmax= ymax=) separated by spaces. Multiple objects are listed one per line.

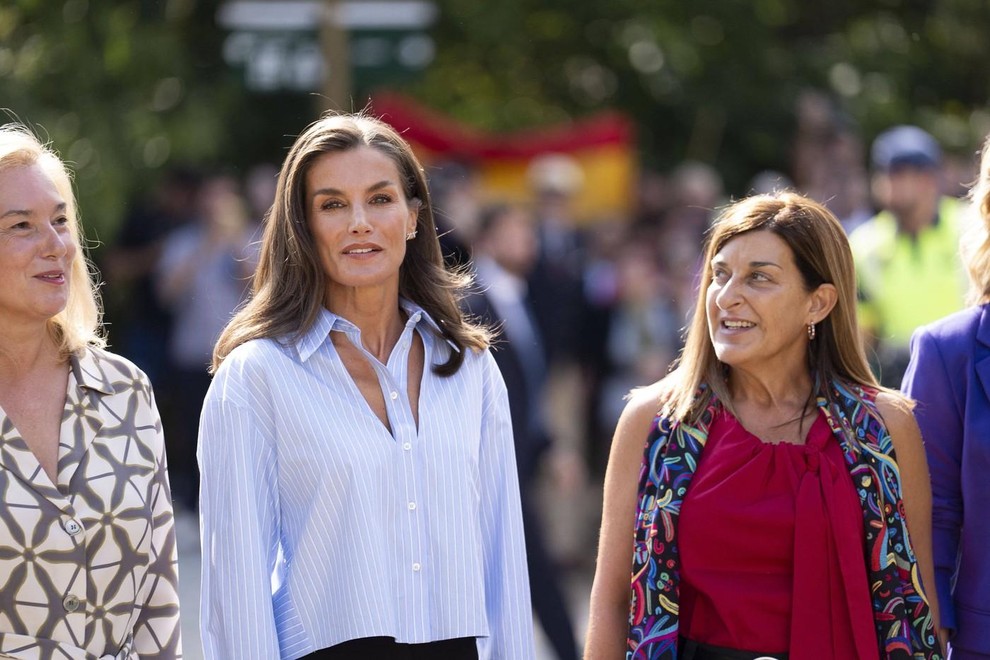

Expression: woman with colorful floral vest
xmin=586 ymin=192 xmax=943 ymax=660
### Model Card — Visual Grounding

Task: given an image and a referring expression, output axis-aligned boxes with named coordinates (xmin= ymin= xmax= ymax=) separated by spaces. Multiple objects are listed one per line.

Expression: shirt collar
xmin=70 ymin=348 xmax=117 ymax=395
xmin=294 ymin=298 xmax=459 ymax=363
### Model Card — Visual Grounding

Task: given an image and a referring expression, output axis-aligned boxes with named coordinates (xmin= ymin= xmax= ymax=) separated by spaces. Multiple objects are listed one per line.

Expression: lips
xmin=342 ymin=244 xmax=381 ymax=255
xmin=35 ymin=270 xmax=66 ymax=284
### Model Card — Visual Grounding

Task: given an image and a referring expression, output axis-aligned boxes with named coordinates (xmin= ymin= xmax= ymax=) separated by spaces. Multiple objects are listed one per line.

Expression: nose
xmin=42 ymin=223 xmax=69 ymax=259
xmin=348 ymin=205 xmax=372 ymax=234
xmin=714 ymin=276 xmax=741 ymax=310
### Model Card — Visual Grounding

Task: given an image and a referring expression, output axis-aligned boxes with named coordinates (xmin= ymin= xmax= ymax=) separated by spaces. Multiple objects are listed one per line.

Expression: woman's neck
xmin=726 ymin=363 xmax=815 ymax=412
xmin=0 ymin=325 xmax=62 ymax=382
xmin=327 ymin=287 xmax=406 ymax=364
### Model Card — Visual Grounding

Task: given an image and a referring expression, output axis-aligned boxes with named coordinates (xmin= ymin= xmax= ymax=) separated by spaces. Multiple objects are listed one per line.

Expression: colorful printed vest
xmin=627 ymin=380 xmax=942 ymax=659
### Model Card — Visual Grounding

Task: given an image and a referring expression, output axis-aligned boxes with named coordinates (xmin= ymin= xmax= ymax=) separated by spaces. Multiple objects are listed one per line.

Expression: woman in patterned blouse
xmin=586 ymin=192 xmax=942 ymax=660
xmin=0 ymin=123 xmax=182 ymax=658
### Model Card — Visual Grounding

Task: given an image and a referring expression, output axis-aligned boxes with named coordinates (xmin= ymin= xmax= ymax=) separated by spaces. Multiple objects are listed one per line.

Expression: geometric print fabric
xmin=0 ymin=347 xmax=181 ymax=659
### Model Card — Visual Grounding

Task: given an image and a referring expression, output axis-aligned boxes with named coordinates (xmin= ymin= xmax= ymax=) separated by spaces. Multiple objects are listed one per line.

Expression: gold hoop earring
xmin=807 ymin=323 xmax=816 ymax=341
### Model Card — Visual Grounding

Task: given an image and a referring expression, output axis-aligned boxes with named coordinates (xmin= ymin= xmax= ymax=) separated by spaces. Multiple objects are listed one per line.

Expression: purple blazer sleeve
xmin=902 ymin=324 xmax=964 ymax=633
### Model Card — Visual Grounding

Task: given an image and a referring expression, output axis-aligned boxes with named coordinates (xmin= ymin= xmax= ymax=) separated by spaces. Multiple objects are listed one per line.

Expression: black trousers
xmin=301 ymin=637 xmax=478 ymax=660
xmin=679 ymin=637 xmax=788 ymax=660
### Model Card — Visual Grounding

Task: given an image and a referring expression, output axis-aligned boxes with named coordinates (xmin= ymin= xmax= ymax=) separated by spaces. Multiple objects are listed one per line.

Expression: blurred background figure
xmin=524 ymin=153 xmax=597 ymax=573
xmin=103 ymin=166 xmax=201 ymax=389
xmin=747 ymin=169 xmax=795 ymax=196
xmin=596 ymin=231 xmax=681 ymax=437
xmin=428 ymin=159 xmax=481 ymax=269
xmin=849 ymin=125 xmax=968 ymax=386
xmin=664 ymin=160 xmax=724 ymax=249
xmin=463 ymin=202 xmax=579 ymax=660
xmin=526 ymin=152 xmax=589 ymax=370
xmin=790 ymin=89 xmax=874 ymax=235
xmin=155 ymin=172 xmax=258 ymax=511
xmin=901 ymin=131 xmax=990 ymax=659
xmin=244 ymin=162 xmax=279 ymax=224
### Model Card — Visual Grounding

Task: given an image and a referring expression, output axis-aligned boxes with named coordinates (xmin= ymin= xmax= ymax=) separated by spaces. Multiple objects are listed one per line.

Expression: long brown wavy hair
xmin=664 ymin=192 xmax=882 ymax=423
xmin=212 ymin=112 xmax=491 ymax=374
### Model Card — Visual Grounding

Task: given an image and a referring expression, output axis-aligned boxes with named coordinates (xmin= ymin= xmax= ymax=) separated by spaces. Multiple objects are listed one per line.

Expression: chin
xmin=713 ymin=350 xmax=757 ymax=372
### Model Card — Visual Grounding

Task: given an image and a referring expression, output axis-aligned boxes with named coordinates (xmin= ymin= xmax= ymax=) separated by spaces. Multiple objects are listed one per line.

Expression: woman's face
xmin=0 ymin=163 xmax=75 ymax=326
xmin=705 ymin=230 xmax=823 ymax=374
xmin=304 ymin=146 xmax=418 ymax=305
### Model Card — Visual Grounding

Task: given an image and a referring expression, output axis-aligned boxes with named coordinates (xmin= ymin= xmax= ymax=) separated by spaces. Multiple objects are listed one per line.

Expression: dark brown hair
xmin=213 ymin=112 xmax=491 ymax=374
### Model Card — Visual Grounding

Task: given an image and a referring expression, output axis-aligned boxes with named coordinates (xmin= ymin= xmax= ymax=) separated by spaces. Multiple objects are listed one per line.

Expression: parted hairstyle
xmin=962 ymin=132 xmax=990 ymax=305
xmin=212 ymin=112 xmax=491 ymax=374
xmin=664 ymin=192 xmax=880 ymax=423
xmin=0 ymin=122 xmax=104 ymax=357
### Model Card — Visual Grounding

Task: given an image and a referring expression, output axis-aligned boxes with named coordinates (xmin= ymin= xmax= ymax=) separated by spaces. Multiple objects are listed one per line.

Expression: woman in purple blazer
xmin=902 ymin=133 xmax=990 ymax=659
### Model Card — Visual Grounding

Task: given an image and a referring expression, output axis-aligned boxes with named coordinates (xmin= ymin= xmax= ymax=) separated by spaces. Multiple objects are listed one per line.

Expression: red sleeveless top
xmin=678 ymin=409 xmax=880 ymax=660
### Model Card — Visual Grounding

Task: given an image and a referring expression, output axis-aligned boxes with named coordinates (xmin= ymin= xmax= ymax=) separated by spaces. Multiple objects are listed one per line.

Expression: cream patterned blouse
xmin=0 ymin=347 xmax=182 ymax=659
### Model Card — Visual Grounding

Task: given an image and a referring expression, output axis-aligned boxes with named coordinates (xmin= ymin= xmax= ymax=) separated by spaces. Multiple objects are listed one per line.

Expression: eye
xmin=370 ymin=193 xmax=393 ymax=204
xmin=711 ymin=267 xmax=728 ymax=284
xmin=320 ymin=199 xmax=345 ymax=211
xmin=53 ymin=216 xmax=70 ymax=228
xmin=750 ymin=271 xmax=770 ymax=282
xmin=10 ymin=220 xmax=30 ymax=230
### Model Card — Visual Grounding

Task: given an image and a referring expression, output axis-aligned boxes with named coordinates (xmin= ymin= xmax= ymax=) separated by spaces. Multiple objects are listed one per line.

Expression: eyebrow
xmin=711 ymin=258 xmax=783 ymax=269
xmin=1 ymin=202 xmax=67 ymax=220
xmin=310 ymin=180 xmax=395 ymax=200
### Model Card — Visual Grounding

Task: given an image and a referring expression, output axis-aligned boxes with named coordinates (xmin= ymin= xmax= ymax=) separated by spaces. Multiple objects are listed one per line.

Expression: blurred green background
xmin=3 ymin=0 xmax=989 ymax=240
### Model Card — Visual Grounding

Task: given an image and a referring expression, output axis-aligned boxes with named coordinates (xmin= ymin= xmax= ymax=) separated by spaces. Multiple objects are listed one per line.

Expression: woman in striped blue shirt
xmin=198 ymin=113 xmax=535 ymax=659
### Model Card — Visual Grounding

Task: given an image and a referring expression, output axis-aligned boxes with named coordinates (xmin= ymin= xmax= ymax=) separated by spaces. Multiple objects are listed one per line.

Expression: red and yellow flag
xmin=371 ymin=91 xmax=636 ymax=224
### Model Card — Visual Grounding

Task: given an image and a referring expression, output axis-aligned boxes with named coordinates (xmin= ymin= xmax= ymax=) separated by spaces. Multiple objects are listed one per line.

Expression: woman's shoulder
xmin=835 ymin=379 xmax=915 ymax=442
xmin=76 ymin=345 xmax=150 ymax=391
xmin=871 ymin=388 xmax=916 ymax=428
xmin=210 ymin=338 xmax=291 ymax=399
xmin=620 ymin=378 xmax=678 ymax=436
xmin=916 ymin=304 xmax=984 ymax=345
xmin=217 ymin=337 xmax=289 ymax=374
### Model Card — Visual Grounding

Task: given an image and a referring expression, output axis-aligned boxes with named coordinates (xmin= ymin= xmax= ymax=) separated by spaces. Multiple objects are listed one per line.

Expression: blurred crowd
xmin=95 ymin=90 xmax=977 ymax=660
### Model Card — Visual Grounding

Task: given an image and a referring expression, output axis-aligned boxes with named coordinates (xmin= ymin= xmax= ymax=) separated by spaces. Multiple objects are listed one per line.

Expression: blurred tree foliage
xmin=408 ymin=0 xmax=990 ymax=191
xmin=0 ymin=0 xmax=243 ymax=244
xmin=3 ymin=0 xmax=990 ymax=239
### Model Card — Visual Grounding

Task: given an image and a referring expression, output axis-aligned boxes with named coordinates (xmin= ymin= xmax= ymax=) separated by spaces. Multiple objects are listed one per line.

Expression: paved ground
xmin=174 ymin=508 xmax=593 ymax=659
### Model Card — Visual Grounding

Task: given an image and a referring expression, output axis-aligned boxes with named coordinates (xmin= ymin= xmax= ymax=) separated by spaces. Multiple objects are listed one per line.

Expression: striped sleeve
xmin=198 ymin=365 xmax=282 ymax=659
xmin=476 ymin=350 xmax=536 ymax=659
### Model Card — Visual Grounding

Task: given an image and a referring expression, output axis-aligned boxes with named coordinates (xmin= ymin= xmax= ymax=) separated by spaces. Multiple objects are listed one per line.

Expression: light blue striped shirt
xmin=198 ymin=300 xmax=535 ymax=659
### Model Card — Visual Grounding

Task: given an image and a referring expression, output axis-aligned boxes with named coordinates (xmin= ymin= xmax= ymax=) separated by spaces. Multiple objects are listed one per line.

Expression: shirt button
xmin=408 ymin=502 xmax=417 ymax=510
xmin=412 ymin=562 xmax=421 ymax=572
xmin=63 ymin=594 xmax=81 ymax=612
xmin=64 ymin=519 xmax=82 ymax=536
xmin=390 ymin=391 xmax=398 ymax=400
xmin=403 ymin=442 xmax=412 ymax=450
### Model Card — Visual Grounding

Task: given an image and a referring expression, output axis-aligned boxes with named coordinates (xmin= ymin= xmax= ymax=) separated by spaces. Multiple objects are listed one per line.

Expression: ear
xmin=407 ymin=197 xmax=422 ymax=234
xmin=808 ymin=283 xmax=838 ymax=324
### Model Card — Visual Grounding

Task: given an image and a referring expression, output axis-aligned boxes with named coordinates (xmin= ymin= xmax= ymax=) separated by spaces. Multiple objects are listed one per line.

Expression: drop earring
xmin=807 ymin=323 xmax=816 ymax=340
